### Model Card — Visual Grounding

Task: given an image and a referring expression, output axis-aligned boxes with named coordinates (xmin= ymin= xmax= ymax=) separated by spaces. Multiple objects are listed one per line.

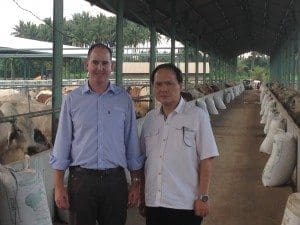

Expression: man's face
xmin=153 ymin=68 xmax=182 ymax=107
xmin=86 ymin=47 xmax=113 ymax=86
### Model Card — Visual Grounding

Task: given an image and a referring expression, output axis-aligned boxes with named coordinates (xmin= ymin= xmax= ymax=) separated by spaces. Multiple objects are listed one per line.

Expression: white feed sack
xmin=239 ymin=84 xmax=245 ymax=93
xmin=195 ymin=99 xmax=209 ymax=114
xmin=260 ymin=100 xmax=276 ymax=124
xmin=229 ymin=88 xmax=235 ymax=100
xmin=260 ymin=94 xmax=271 ymax=116
xmin=260 ymin=117 xmax=286 ymax=154
xmin=263 ymin=109 xmax=278 ymax=134
xmin=260 ymin=89 xmax=265 ymax=103
xmin=281 ymin=193 xmax=300 ymax=225
xmin=205 ymin=97 xmax=219 ymax=115
xmin=213 ymin=93 xmax=226 ymax=110
xmin=233 ymin=86 xmax=240 ymax=96
xmin=224 ymin=91 xmax=232 ymax=104
xmin=260 ymin=88 xmax=268 ymax=103
xmin=0 ymin=166 xmax=52 ymax=225
xmin=262 ymin=132 xmax=297 ymax=187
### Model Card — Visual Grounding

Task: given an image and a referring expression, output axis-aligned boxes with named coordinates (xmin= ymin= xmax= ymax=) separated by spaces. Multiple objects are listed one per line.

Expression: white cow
xmin=0 ymin=102 xmax=50 ymax=165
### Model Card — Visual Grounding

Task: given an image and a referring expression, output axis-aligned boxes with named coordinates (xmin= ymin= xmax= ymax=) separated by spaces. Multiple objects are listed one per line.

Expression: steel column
xmin=115 ymin=0 xmax=124 ymax=86
xmin=52 ymin=0 xmax=63 ymax=144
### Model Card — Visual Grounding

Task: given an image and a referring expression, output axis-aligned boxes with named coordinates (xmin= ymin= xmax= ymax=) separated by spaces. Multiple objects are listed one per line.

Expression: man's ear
xmin=111 ymin=60 xmax=116 ymax=71
xmin=84 ymin=59 xmax=89 ymax=71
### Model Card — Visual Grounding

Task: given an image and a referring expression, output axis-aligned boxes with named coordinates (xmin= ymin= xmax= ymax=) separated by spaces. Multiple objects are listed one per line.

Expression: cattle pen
xmin=1 ymin=0 xmax=300 ymax=225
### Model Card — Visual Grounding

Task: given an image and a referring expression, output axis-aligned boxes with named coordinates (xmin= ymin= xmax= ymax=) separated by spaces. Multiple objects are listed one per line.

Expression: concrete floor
xmin=55 ymin=89 xmax=293 ymax=225
xmin=203 ymin=89 xmax=292 ymax=225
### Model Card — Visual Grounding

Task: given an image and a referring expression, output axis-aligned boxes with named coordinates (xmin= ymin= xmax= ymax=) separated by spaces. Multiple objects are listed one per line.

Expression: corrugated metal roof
xmin=85 ymin=0 xmax=300 ymax=57
xmin=0 ymin=34 xmax=88 ymax=58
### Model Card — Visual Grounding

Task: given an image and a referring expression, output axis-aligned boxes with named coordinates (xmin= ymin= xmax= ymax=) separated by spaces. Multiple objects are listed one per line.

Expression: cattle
xmin=35 ymin=90 xmax=52 ymax=104
xmin=196 ymin=83 xmax=215 ymax=95
xmin=0 ymin=102 xmax=51 ymax=165
xmin=127 ymin=86 xmax=150 ymax=118
xmin=184 ymin=88 xmax=204 ymax=100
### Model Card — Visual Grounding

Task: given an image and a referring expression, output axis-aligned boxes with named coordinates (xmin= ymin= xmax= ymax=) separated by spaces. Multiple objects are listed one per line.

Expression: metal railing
xmin=0 ymin=78 xmax=150 ymax=88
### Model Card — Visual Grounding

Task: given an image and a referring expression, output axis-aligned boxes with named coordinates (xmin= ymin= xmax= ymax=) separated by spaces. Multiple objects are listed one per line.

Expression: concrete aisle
xmin=55 ymin=90 xmax=293 ymax=225
xmin=203 ymin=90 xmax=292 ymax=225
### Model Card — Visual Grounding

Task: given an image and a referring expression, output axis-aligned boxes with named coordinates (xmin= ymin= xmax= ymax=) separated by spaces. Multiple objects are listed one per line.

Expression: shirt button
xmin=158 ymin=172 xmax=161 ymax=175
xmin=163 ymin=138 xmax=166 ymax=141
xmin=160 ymin=155 xmax=162 ymax=158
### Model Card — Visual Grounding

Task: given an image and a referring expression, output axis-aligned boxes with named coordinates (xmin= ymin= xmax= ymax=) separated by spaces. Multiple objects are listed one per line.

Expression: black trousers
xmin=68 ymin=166 xmax=128 ymax=225
xmin=146 ymin=206 xmax=203 ymax=225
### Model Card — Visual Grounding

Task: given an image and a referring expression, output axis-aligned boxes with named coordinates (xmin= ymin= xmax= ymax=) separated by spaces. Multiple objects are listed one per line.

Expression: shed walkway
xmin=204 ymin=89 xmax=292 ymax=225
xmin=54 ymin=89 xmax=293 ymax=225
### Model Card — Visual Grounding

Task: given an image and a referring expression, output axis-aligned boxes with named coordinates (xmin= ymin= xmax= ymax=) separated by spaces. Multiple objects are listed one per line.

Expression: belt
xmin=69 ymin=166 xmax=123 ymax=176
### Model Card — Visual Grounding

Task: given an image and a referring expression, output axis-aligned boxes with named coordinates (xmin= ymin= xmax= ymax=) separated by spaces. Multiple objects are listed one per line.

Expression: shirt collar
xmin=82 ymin=81 xmax=117 ymax=95
xmin=155 ymin=97 xmax=186 ymax=116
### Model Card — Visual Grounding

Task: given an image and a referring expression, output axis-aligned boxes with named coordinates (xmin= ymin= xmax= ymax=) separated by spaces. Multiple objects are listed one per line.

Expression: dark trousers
xmin=146 ymin=206 xmax=203 ymax=225
xmin=68 ymin=166 xmax=128 ymax=225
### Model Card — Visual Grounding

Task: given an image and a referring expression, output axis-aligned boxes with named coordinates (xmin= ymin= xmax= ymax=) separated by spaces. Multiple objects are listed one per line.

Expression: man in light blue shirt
xmin=50 ymin=43 xmax=144 ymax=225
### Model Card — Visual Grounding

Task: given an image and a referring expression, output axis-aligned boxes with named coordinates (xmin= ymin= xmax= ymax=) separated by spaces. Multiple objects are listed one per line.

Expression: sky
xmin=1 ymin=0 xmax=115 ymax=35
xmin=1 ymin=0 xmax=183 ymax=48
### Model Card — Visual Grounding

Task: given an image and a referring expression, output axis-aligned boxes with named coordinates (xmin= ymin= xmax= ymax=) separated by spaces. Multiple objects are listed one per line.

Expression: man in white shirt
xmin=140 ymin=63 xmax=219 ymax=225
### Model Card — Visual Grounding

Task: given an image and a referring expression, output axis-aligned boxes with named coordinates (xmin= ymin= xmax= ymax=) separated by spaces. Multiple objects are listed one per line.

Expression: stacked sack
xmin=281 ymin=193 xmax=300 ymax=225
xmin=0 ymin=157 xmax=52 ymax=225
xmin=259 ymin=86 xmax=297 ymax=187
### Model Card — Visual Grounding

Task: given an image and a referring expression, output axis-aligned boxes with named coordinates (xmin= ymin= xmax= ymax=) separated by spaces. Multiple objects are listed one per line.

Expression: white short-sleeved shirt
xmin=140 ymin=97 xmax=219 ymax=210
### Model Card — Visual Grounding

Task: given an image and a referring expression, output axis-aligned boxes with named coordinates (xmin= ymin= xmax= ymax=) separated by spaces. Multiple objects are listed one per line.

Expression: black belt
xmin=69 ymin=166 xmax=123 ymax=176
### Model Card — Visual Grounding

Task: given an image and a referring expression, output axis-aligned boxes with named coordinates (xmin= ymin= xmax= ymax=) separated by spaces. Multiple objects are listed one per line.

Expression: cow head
xmin=0 ymin=103 xmax=51 ymax=164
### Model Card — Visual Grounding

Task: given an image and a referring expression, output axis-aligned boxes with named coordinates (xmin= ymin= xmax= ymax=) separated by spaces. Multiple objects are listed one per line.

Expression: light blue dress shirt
xmin=49 ymin=82 xmax=144 ymax=171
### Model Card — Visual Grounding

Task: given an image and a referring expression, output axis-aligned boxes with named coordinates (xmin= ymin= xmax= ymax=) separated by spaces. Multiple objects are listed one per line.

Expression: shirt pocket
xmin=144 ymin=129 xmax=159 ymax=158
xmin=183 ymin=127 xmax=196 ymax=149
xmin=172 ymin=125 xmax=196 ymax=150
xmin=103 ymin=106 xmax=126 ymax=132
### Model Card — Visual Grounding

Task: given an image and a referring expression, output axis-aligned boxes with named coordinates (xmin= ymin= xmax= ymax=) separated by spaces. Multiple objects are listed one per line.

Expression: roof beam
xmin=273 ymin=0 xmax=295 ymax=47
xmin=214 ymin=0 xmax=238 ymax=40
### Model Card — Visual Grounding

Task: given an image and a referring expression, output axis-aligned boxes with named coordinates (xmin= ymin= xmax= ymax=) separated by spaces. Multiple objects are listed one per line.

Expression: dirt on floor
xmin=54 ymin=90 xmax=293 ymax=225
xmin=203 ymin=90 xmax=292 ymax=225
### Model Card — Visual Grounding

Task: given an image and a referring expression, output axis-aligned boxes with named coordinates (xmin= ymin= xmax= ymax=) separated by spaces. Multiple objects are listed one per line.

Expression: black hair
xmin=150 ymin=63 xmax=183 ymax=84
xmin=87 ymin=43 xmax=112 ymax=59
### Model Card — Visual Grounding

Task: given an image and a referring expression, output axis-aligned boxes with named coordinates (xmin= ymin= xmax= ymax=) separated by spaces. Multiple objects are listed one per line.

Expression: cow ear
xmin=34 ymin=128 xmax=52 ymax=148
xmin=8 ymin=130 xmax=18 ymax=146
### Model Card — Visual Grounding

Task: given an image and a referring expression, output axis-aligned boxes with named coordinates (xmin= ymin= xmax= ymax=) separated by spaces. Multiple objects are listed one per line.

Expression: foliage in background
xmin=5 ymin=13 xmax=271 ymax=81
xmin=3 ymin=12 xmax=155 ymax=78
xmin=12 ymin=12 xmax=150 ymax=47
xmin=236 ymin=52 xmax=270 ymax=82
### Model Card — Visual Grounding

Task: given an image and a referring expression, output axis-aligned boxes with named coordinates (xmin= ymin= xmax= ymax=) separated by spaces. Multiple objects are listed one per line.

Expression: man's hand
xmin=138 ymin=202 xmax=146 ymax=217
xmin=194 ymin=199 xmax=210 ymax=217
xmin=55 ymin=185 xmax=70 ymax=210
xmin=128 ymin=181 xmax=140 ymax=207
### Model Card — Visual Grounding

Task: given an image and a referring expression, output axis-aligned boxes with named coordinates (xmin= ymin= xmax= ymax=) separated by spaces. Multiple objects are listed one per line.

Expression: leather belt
xmin=69 ymin=166 xmax=123 ymax=176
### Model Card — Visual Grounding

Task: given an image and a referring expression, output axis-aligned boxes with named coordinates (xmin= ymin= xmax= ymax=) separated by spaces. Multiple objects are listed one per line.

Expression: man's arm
xmin=128 ymin=169 xmax=143 ymax=207
xmin=194 ymin=157 xmax=215 ymax=217
xmin=54 ymin=169 xmax=70 ymax=210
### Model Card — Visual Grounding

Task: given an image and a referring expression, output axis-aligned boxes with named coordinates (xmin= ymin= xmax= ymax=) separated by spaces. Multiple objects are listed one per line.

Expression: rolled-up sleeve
xmin=197 ymin=110 xmax=219 ymax=160
xmin=124 ymin=99 xmax=145 ymax=171
xmin=49 ymin=96 xmax=73 ymax=170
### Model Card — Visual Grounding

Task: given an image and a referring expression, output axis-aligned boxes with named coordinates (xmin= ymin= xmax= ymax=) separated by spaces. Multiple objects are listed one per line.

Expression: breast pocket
xmin=104 ymin=107 xmax=126 ymax=132
xmin=169 ymin=124 xmax=196 ymax=151
xmin=183 ymin=127 xmax=196 ymax=149
xmin=144 ymin=129 xmax=159 ymax=158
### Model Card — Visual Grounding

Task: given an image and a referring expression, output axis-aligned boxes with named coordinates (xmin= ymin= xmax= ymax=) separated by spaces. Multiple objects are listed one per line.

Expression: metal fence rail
xmin=0 ymin=78 xmax=150 ymax=88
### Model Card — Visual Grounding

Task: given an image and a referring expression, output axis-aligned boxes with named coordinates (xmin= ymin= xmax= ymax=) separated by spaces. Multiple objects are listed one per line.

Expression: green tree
xmin=12 ymin=21 xmax=39 ymax=39
xmin=237 ymin=52 xmax=270 ymax=82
